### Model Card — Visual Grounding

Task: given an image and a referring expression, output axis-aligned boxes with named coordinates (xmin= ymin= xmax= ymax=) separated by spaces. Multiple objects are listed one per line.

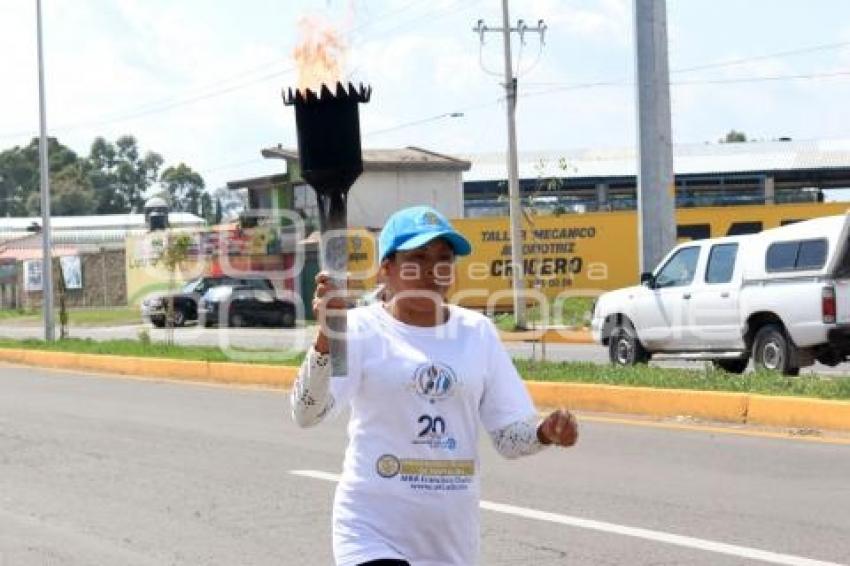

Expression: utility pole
xmin=634 ymin=0 xmax=676 ymax=274
xmin=36 ymin=0 xmax=55 ymax=341
xmin=474 ymin=4 xmax=546 ymax=329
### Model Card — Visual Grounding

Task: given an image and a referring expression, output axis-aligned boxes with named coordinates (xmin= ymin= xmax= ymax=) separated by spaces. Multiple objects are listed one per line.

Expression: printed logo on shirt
xmin=410 ymin=362 xmax=458 ymax=403
xmin=398 ymin=459 xmax=475 ymax=492
xmin=376 ymin=454 xmax=401 ymax=479
xmin=377 ymin=458 xmax=475 ymax=491
xmin=413 ymin=414 xmax=457 ymax=450
xmin=400 ymin=459 xmax=474 ymax=476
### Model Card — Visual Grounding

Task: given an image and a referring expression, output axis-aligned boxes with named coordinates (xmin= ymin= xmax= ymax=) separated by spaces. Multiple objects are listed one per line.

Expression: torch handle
xmin=317 ymin=192 xmax=348 ymax=377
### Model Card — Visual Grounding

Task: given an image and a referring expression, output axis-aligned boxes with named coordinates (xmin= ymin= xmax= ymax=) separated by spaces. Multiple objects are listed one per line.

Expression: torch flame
xmin=293 ymin=15 xmax=348 ymax=94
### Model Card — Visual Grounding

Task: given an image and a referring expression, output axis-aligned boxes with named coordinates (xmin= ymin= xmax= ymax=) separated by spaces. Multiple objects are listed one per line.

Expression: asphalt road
xmin=1 ymin=364 xmax=848 ymax=565
xmin=2 ymin=321 xmax=850 ymax=376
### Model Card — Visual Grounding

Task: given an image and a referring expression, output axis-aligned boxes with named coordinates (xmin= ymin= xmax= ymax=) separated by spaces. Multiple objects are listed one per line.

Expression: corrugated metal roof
xmin=463 ymin=138 xmax=850 ymax=182
xmin=261 ymin=146 xmax=471 ymax=171
xmin=0 ymin=213 xmax=205 ymax=233
xmin=0 ymin=245 xmax=79 ymax=261
xmin=0 ymin=230 xmax=139 ymax=246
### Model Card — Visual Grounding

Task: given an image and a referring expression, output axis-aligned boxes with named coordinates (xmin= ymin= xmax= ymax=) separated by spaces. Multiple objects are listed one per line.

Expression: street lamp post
xmin=36 ymin=0 xmax=55 ymax=341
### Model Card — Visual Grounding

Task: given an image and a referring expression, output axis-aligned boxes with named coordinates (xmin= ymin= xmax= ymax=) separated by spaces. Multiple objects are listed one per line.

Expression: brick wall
xmin=18 ymin=249 xmax=127 ymax=309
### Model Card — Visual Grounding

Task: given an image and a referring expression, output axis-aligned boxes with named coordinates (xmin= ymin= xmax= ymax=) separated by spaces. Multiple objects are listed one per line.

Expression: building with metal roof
xmin=0 ymin=212 xmax=205 ymax=234
xmin=229 ymin=146 xmax=471 ymax=229
xmin=462 ymin=138 xmax=850 ymax=217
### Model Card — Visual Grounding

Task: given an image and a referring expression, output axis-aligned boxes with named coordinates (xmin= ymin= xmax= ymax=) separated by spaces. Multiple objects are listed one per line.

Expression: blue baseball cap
xmin=378 ymin=206 xmax=472 ymax=263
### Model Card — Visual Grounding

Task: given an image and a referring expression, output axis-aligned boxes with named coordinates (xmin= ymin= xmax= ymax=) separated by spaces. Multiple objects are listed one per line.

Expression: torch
xmin=283 ymin=82 xmax=371 ymax=376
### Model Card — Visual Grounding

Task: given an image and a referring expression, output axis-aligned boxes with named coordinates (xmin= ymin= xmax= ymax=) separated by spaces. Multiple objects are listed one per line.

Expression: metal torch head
xmin=282 ymin=82 xmax=371 ymax=202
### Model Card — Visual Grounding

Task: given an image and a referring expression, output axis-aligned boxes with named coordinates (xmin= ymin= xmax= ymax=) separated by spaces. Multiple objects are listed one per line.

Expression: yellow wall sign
xmin=347 ymin=228 xmax=379 ymax=293
xmin=450 ymin=211 xmax=636 ymax=308
xmin=340 ymin=202 xmax=849 ymax=309
xmin=447 ymin=202 xmax=849 ymax=308
xmin=125 ymin=232 xmax=210 ymax=305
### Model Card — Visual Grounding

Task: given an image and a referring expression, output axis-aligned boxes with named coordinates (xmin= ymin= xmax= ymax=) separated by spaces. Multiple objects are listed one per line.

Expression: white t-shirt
xmin=329 ymin=303 xmax=537 ymax=566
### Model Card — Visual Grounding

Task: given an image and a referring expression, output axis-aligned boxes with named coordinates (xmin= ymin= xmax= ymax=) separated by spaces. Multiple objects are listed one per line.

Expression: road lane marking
xmin=291 ymin=469 xmax=342 ymax=483
xmin=290 ymin=469 xmax=844 ymax=566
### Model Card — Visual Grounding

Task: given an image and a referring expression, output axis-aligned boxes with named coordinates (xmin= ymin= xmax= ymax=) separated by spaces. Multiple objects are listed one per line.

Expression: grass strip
xmin=494 ymin=297 xmax=595 ymax=331
xmin=0 ymin=308 xmax=140 ymax=327
xmin=0 ymin=338 xmax=304 ymax=366
xmin=1 ymin=337 xmax=847 ymax=400
xmin=514 ymin=359 xmax=850 ymax=401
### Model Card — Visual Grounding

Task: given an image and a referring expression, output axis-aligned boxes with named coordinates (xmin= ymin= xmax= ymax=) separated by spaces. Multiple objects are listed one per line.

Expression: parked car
xmin=199 ymin=285 xmax=297 ymax=328
xmin=141 ymin=276 xmax=275 ymax=328
xmin=591 ymin=213 xmax=850 ymax=375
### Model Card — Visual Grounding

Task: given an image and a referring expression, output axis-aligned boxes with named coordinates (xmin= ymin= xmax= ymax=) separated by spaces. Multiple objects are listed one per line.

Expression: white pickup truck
xmin=591 ymin=212 xmax=850 ymax=375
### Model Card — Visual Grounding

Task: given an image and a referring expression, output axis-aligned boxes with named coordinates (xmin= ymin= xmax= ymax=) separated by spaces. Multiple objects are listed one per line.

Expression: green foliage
xmin=152 ymin=232 xmax=193 ymax=273
xmin=494 ymin=297 xmax=596 ymax=331
xmin=0 ymin=134 xmax=205 ymax=217
xmin=137 ymin=327 xmax=151 ymax=345
xmin=0 ymin=337 xmax=304 ymax=366
xmin=160 ymin=163 xmax=205 ymax=216
xmin=0 ymin=307 xmax=140 ymax=327
xmin=87 ymin=135 xmax=164 ymax=213
xmin=151 ymin=232 xmax=194 ymax=341
xmin=0 ymin=137 xmax=79 ymax=216
xmin=721 ymin=129 xmax=747 ymax=143
xmin=25 ymin=162 xmax=96 ymax=216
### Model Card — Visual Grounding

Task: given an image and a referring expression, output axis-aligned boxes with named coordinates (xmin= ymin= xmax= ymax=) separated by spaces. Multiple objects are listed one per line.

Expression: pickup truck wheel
xmin=752 ymin=324 xmax=800 ymax=376
xmin=608 ymin=324 xmax=650 ymax=366
xmin=170 ymin=310 xmax=186 ymax=328
xmin=278 ymin=310 xmax=296 ymax=328
xmin=713 ymin=358 xmax=748 ymax=374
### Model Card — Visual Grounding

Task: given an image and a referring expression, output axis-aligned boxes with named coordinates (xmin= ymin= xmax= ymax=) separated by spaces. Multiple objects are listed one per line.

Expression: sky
xmin=2 ymin=0 xmax=850 ymax=195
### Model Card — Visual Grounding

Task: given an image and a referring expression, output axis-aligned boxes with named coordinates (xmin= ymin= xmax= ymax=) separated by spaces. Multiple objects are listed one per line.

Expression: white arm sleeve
xmin=290 ymin=348 xmax=335 ymax=428
xmin=479 ymin=320 xmax=538 ymax=432
xmin=488 ymin=415 xmax=547 ymax=459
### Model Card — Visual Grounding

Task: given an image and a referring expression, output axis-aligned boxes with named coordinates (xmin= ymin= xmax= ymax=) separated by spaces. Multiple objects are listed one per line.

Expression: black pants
xmin=358 ymin=560 xmax=410 ymax=566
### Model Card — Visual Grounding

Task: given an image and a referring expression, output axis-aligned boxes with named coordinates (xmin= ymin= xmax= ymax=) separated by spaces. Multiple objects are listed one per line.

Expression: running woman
xmin=291 ymin=205 xmax=578 ymax=566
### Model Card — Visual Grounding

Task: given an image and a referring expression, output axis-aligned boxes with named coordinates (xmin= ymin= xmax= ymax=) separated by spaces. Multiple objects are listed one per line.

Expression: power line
xmin=519 ymin=68 xmax=850 ymax=100
xmin=523 ymin=39 xmax=850 ymax=89
xmin=672 ymin=40 xmax=850 ymax=74
xmin=364 ymin=109 xmax=478 ymax=137
xmin=0 ymin=1 xmax=474 ymax=141
xmin=675 ymin=69 xmax=850 ymax=84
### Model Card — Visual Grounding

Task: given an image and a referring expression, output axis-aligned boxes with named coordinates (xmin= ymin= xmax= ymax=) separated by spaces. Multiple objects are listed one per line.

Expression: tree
xmin=151 ymin=232 xmax=193 ymax=345
xmin=198 ymin=191 xmax=222 ymax=225
xmin=160 ymin=163 xmax=205 ymax=215
xmin=212 ymin=185 xmax=246 ymax=222
xmin=0 ymin=137 xmax=79 ymax=217
xmin=720 ymin=130 xmax=747 ymax=143
xmin=25 ymin=163 xmax=96 ymax=216
xmin=51 ymin=164 xmax=96 ymax=216
xmin=86 ymin=135 xmax=163 ymax=214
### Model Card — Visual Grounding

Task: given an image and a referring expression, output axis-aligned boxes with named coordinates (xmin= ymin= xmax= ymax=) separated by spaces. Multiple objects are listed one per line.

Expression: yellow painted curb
xmin=499 ymin=328 xmax=593 ymax=345
xmin=542 ymin=329 xmax=594 ymax=345
xmin=747 ymin=395 xmax=850 ymax=430
xmin=207 ymin=362 xmax=298 ymax=388
xmin=0 ymin=348 xmax=297 ymax=388
xmin=3 ymin=347 xmax=850 ymax=432
xmin=526 ymin=381 xmax=749 ymax=423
